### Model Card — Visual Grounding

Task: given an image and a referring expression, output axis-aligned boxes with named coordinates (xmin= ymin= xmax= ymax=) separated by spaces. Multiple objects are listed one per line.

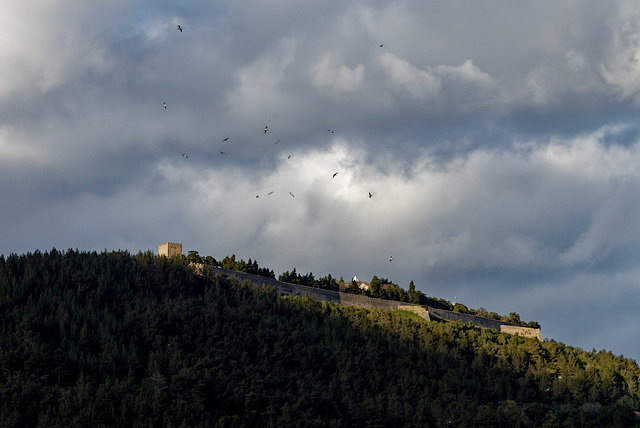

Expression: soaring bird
xmin=256 ymin=195 xmax=259 ymax=198
xmin=287 ymin=155 xmax=291 ymax=159
xmin=268 ymin=191 xmax=274 ymax=195
xmin=181 ymin=154 xmax=188 ymax=158
xmin=289 ymin=192 xmax=295 ymax=198
xmin=368 ymin=192 xmax=372 ymax=198
xmin=389 ymin=256 xmax=393 ymax=262
xmin=163 ymin=102 xmax=167 ymax=109
xmin=264 ymin=125 xmax=268 ymax=133
xmin=274 ymin=139 xmax=281 ymax=145
xmin=328 ymin=129 xmax=335 ymax=133
xmin=380 ymin=44 xmax=383 ymax=48
xmin=220 ymin=151 xmax=226 ymax=155
xmin=177 ymin=25 xmax=182 ymax=32
xmin=223 ymin=137 xmax=229 ymax=142
xmin=332 ymin=172 xmax=338 ymax=178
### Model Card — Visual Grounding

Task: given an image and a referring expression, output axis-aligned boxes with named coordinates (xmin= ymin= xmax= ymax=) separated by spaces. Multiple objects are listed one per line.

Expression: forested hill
xmin=1 ymin=250 xmax=640 ymax=427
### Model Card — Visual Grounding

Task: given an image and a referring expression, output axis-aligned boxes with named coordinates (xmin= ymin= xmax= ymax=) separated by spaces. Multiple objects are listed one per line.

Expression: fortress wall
xmin=211 ymin=268 xmax=289 ymax=292
xmin=397 ymin=305 xmax=431 ymax=321
xmin=206 ymin=266 xmax=413 ymax=311
xmin=428 ymin=307 xmax=542 ymax=340
xmin=273 ymin=282 xmax=343 ymax=304
xmin=206 ymin=267 xmax=341 ymax=303
xmin=427 ymin=307 xmax=507 ymax=329
xmin=337 ymin=293 xmax=406 ymax=311
xmin=202 ymin=265 xmax=541 ymax=339
xmin=500 ymin=325 xmax=543 ymax=341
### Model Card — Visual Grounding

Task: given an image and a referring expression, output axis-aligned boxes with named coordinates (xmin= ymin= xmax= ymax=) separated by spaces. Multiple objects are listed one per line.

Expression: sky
xmin=2 ymin=0 xmax=640 ymax=361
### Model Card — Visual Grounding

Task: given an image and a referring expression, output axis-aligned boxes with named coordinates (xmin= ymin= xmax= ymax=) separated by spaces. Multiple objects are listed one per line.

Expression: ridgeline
xmin=1 ymin=249 xmax=639 ymax=427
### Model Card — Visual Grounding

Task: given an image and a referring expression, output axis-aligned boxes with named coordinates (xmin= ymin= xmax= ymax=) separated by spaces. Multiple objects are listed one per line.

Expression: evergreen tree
xmin=370 ymin=276 xmax=382 ymax=298
xmin=345 ymin=279 xmax=362 ymax=294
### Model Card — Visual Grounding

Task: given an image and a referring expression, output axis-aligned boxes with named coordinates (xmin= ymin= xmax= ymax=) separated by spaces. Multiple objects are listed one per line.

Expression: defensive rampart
xmin=201 ymin=265 xmax=541 ymax=340
xmin=427 ymin=307 xmax=543 ymax=340
xmin=206 ymin=267 xmax=404 ymax=310
xmin=397 ymin=305 xmax=431 ymax=321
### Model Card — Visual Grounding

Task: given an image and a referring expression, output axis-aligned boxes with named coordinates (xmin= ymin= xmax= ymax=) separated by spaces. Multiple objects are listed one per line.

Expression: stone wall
xmin=427 ymin=307 xmax=542 ymax=340
xmin=397 ymin=305 xmax=431 ymax=321
xmin=207 ymin=267 xmax=406 ymax=310
xmin=499 ymin=325 xmax=543 ymax=340
xmin=202 ymin=265 xmax=541 ymax=340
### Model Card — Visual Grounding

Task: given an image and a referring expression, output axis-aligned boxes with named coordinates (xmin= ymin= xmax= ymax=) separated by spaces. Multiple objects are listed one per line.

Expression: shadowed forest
xmin=1 ymin=249 xmax=639 ymax=427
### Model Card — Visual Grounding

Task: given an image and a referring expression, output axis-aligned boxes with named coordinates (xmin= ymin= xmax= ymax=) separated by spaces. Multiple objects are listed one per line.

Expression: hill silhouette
xmin=0 ymin=249 xmax=639 ymax=427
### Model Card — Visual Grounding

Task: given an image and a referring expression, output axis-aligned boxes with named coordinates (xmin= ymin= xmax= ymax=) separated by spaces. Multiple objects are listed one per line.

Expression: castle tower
xmin=158 ymin=242 xmax=182 ymax=258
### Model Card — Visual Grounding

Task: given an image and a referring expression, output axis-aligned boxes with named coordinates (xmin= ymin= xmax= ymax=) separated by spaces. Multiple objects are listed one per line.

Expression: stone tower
xmin=158 ymin=242 xmax=182 ymax=258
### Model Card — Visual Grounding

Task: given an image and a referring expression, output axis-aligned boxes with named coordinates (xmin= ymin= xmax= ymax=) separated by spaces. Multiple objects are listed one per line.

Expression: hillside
xmin=204 ymin=265 xmax=543 ymax=340
xmin=1 ymin=249 xmax=639 ymax=427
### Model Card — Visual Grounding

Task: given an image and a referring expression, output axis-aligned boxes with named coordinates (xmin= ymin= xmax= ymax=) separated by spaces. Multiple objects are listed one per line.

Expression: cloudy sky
xmin=3 ymin=0 xmax=640 ymax=361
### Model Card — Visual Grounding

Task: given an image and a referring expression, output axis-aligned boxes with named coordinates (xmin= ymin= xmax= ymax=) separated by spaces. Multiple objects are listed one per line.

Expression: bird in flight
xmin=268 ymin=191 xmax=274 ymax=195
xmin=181 ymin=154 xmax=188 ymax=158
xmin=264 ymin=125 xmax=268 ymax=133
xmin=177 ymin=25 xmax=182 ymax=32
xmin=332 ymin=172 xmax=338 ymax=178
xmin=379 ymin=44 xmax=383 ymax=48
xmin=389 ymin=256 xmax=393 ymax=262
xmin=220 ymin=151 xmax=226 ymax=155
xmin=328 ymin=129 xmax=335 ymax=133
xmin=163 ymin=102 xmax=167 ymax=109
xmin=289 ymin=192 xmax=295 ymax=198
xmin=223 ymin=137 xmax=229 ymax=142
xmin=256 ymin=195 xmax=259 ymax=198
xmin=368 ymin=192 xmax=372 ymax=198
xmin=287 ymin=155 xmax=291 ymax=159
xmin=274 ymin=139 xmax=281 ymax=145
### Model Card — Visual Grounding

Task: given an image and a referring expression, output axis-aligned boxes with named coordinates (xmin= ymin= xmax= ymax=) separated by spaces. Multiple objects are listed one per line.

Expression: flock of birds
xmin=166 ymin=24 xmax=391 ymax=261
xmin=165 ymin=24 xmax=380 ymax=202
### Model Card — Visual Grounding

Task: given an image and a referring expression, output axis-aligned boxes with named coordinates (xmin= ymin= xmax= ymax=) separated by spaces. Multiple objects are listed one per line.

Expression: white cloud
xmin=0 ymin=127 xmax=48 ymax=166
xmin=0 ymin=2 xmax=114 ymax=98
xmin=377 ymin=52 xmax=440 ymax=100
xmin=434 ymin=59 xmax=495 ymax=87
xmin=135 ymin=15 xmax=184 ymax=43
xmin=600 ymin=5 xmax=640 ymax=102
xmin=142 ymin=126 xmax=640 ymax=284
xmin=376 ymin=54 xmax=501 ymax=110
xmin=309 ymin=52 xmax=365 ymax=95
xmin=228 ymin=37 xmax=298 ymax=118
xmin=565 ymin=49 xmax=587 ymax=70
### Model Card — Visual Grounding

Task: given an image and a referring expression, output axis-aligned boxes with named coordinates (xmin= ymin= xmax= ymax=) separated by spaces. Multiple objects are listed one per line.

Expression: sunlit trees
xmin=509 ymin=312 xmax=522 ymax=324
xmin=453 ymin=303 xmax=470 ymax=314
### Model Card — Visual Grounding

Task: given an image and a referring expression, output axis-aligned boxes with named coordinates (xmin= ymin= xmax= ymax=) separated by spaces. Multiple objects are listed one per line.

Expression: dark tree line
xmin=187 ymin=252 xmax=276 ymax=279
xmin=1 ymin=249 xmax=638 ymax=426
xmin=278 ymin=268 xmax=340 ymax=291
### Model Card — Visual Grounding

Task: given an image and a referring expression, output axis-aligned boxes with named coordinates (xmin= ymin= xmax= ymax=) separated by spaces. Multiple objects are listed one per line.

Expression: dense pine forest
xmin=1 ymin=250 xmax=639 ymax=427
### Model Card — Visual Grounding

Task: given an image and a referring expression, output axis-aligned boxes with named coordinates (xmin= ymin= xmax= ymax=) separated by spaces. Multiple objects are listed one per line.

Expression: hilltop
xmin=185 ymin=249 xmax=542 ymax=330
xmin=202 ymin=264 xmax=543 ymax=341
xmin=0 ymin=249 xmax=639 ymax=427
